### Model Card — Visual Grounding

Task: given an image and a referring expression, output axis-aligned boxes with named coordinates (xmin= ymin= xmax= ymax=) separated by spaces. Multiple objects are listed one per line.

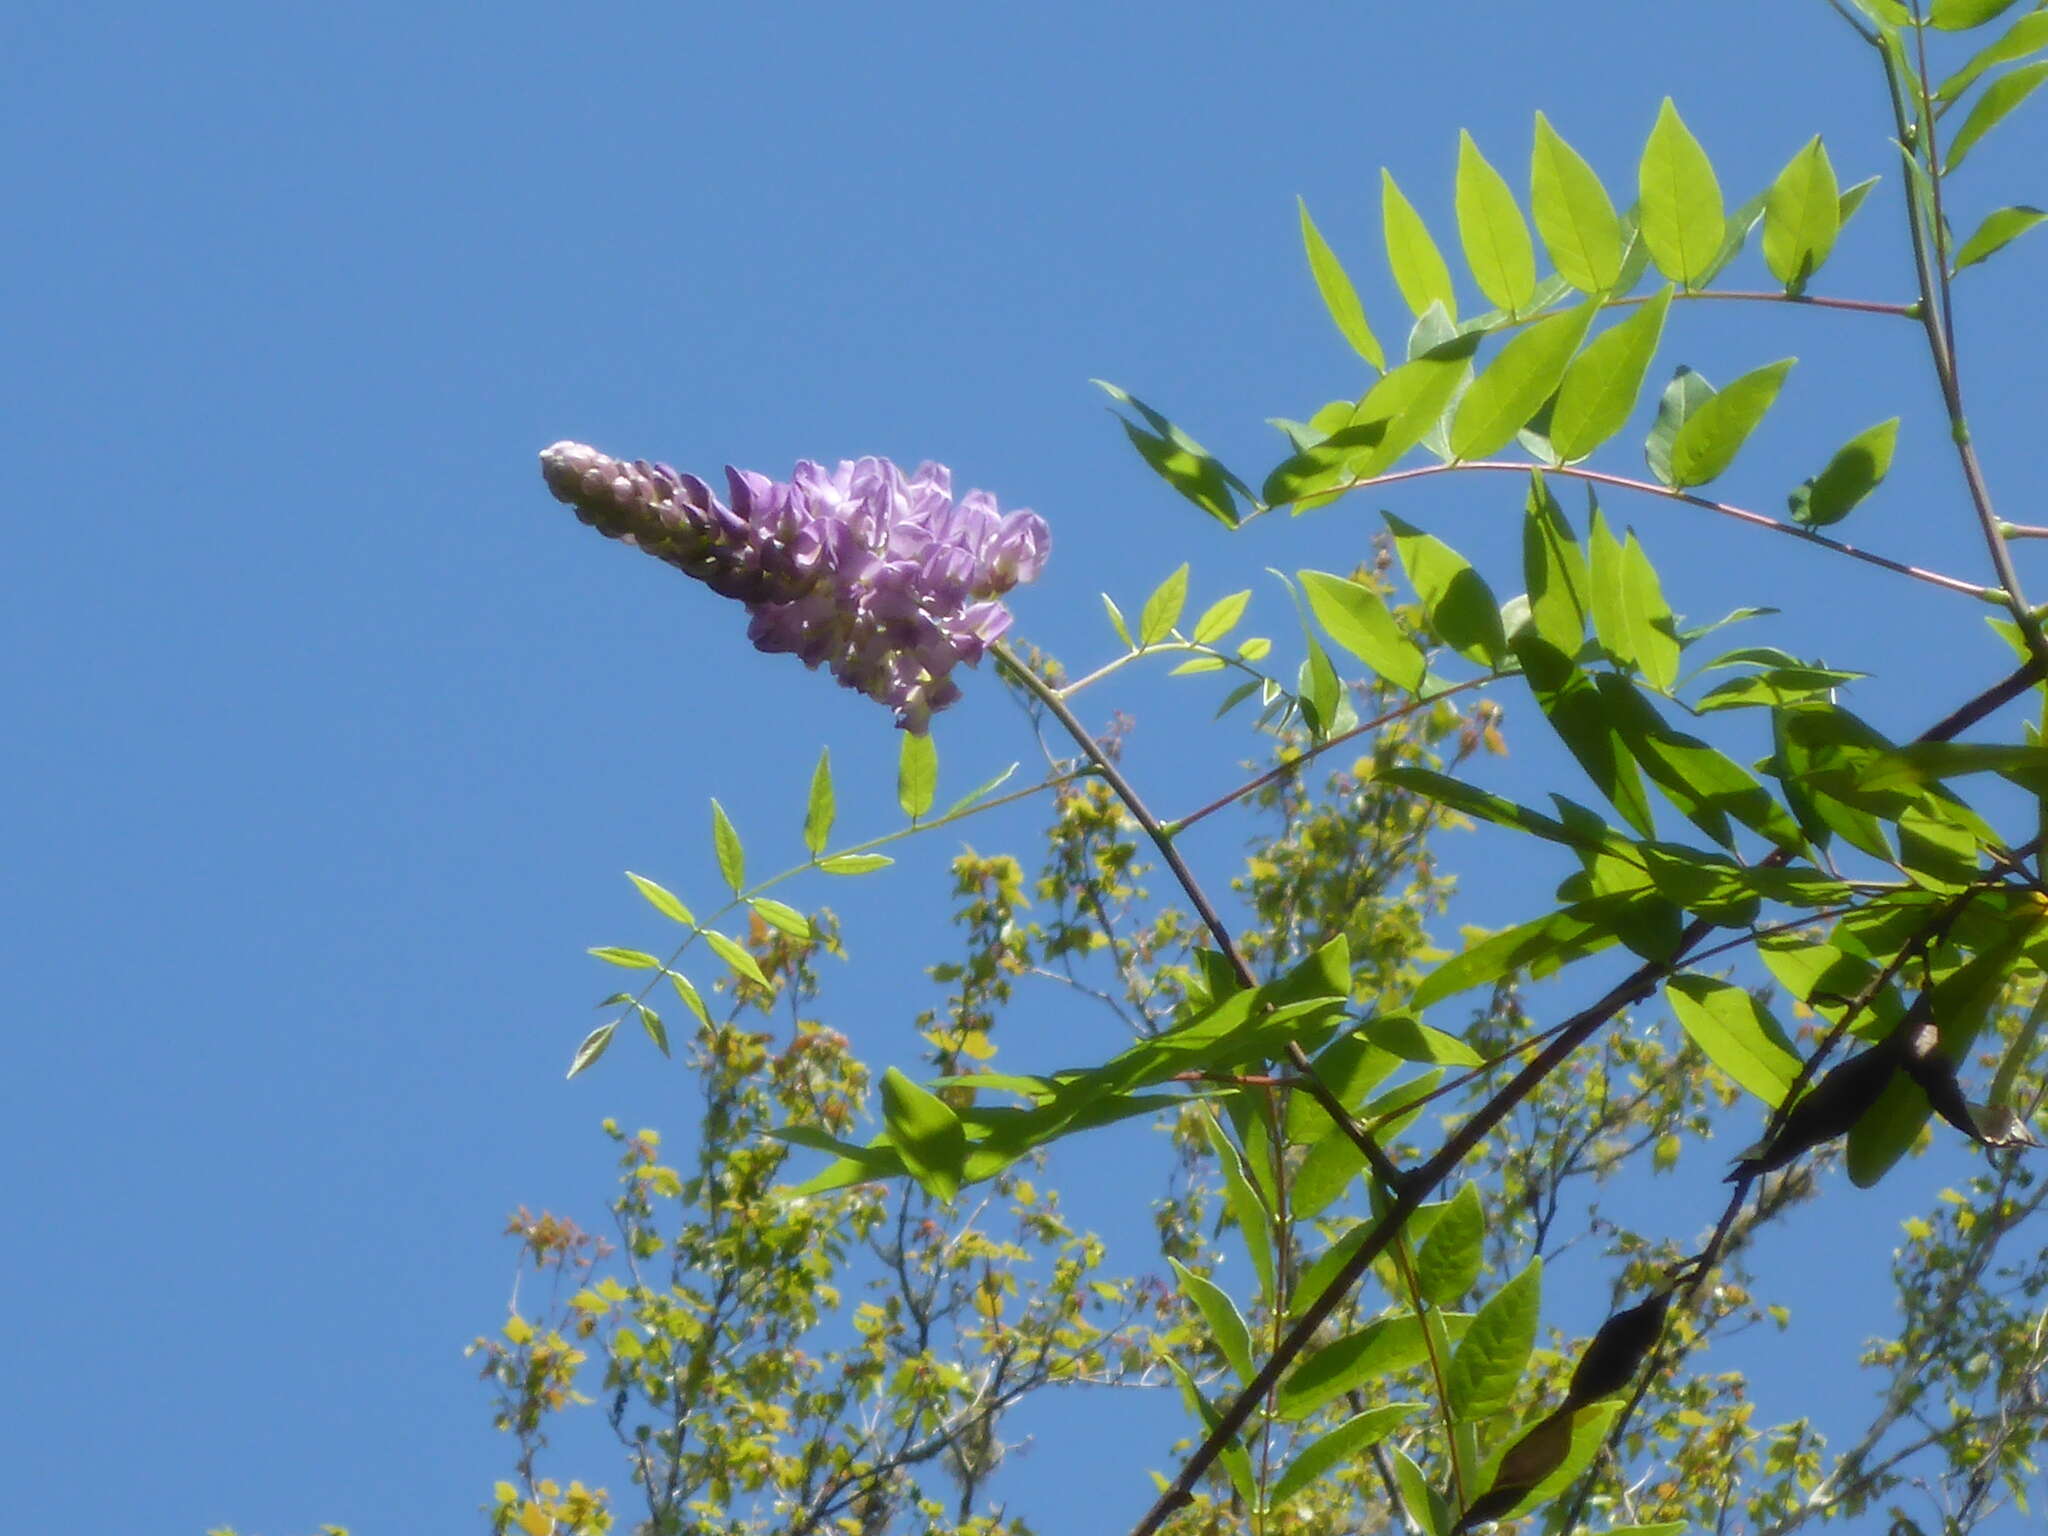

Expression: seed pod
xmin=1897 ymin=1016 xmax=1981 ymax=1142
xmin=1565 ymin=1289 xmax=1673 ymax=1407
xmin=1451 ymin=1405 xmax=1576 ymax=1532
xmin=1727 ymin=1039 xmax=1899 ymax=1180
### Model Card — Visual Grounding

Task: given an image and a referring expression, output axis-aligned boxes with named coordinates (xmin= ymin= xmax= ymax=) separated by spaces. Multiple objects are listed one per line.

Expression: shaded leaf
xmin=566 ymin=1021 xmax=616 ymax=1078
xmin=1096 ymin=381 xmax=1247 ymax=528
xmin=1269 ymin=1405 xmax=1423 ymax=1512
xmin=1789 ymin=418 xmax=1899 ymax=526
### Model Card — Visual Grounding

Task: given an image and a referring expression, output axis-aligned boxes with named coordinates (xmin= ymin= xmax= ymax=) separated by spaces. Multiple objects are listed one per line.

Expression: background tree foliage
xmin=480 ymin=3 xmax=2048 ymax=1533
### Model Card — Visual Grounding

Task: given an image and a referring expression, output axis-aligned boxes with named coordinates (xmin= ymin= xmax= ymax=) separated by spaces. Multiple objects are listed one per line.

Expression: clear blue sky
xmin=8 ymin=2 xmax=2046 ymax=1531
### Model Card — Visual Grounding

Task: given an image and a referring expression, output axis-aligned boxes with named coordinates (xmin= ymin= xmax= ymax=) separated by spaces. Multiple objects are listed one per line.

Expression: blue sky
xmin=8 ymin=1 xmax=2047 ymax=1531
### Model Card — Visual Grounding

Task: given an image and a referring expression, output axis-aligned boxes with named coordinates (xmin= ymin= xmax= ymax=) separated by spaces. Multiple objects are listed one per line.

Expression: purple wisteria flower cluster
xmin=539 ymin=442 xmax=1050 ymax=733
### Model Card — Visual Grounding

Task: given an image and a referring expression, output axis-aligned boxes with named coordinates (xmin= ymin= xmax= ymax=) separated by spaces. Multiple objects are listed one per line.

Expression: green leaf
xmin=1277 ymin=1312 xmax=1443 ymax=1420
xmin=1269 ymin=1405 xmax=1423 ymax=1512
xmin=1763 ymin=136 xmax=1842 ymax=290
xmin=880 ymin=1067 xmax=966 ymax=1202
xmin=1383 ymin=514 xmax=1509 ymax=667
xmin=589 ymin=946 xmax=660 ymax=969
xmin=1357 ymin=1014 xmax=1484 ymax=1067
xmin=1932 ymin=0 xmax=2026 ymax=30
xmin=1513 ymin=638 xmax=1658 ymax=838
xmin=1619 ymin=527 xmax=1681 ymax=691
xmin=1300 ymin=199 xmax=1383 ymax=368
xmin=633 ymin=1001 xmax=669 ymax=1056
xmin=1837 ymin=175 xmax=1880 ymax=228
xmin=1947 ymin=60 xmax=2048 ymax=170
xmin=1205 ymin=1113 xmax=1276 ymax=1300
xmin=940 ymin=762 xmax=1019 ymax=819
xmin=566 ymin=1020 xmax=616 ymax=1078
xmin=1391 ymin=1445 xmax=1453 ymax=1536
xmin=710 ymin=799 xmax=744 ymax=894
xmin=1639 ymin=99 xmax=1725 ymax=287
xmin=817 ymin=852 xmax=894 ymax=874
xmin=700 ymin=927 xmax=769 ymax=988
xmin=1449 ymin=301 xmax=1597 ymax=459
xmin=1594 ymin=674 xmax=1805 ymax=852
xmin=1447 ymin=1258 xmax=1543 ymax=1420
xmin=1297 ymin=630 xmax=1343 ymax=740
xmin=1953 ymin=204 xmax=2048 ymax=271
xmin=1789 ymin=418 xmax=1900 ymax=526
xmin=750 ymin=897 xmax=810 ymax=939
xmin=1410 ymin=898 xmax=1626 ymax=1009
xmin=1520 ymin=470 xmax=1593 ymax=680
xmin=1550 ymin=286 xmax=1671 ymax=463
xmin=626 ymin=872 xmax=694 ymax=927
xmin=1139 ymin=563 xmax=1190 ymax=646
xmin=1668 ymin=359 xmax=1795 ymax=488
xmin=1531 ymin=112 xmax=1624 ymax=293
xmin=1262 ymin=335 xmax=1484 ymax=509
xmin=667 ymin=968 xmax=710 ymax=1025
xmin=1102 ymin=592 xmax=1133 ymax=646
xmin=1192 ymin=589 xmax=1251 ymax=644
xmin=1457 ymin=130 xmax=1538 ymax=313
xmin=1170 ymin=1260 xmax=1256 ymax=1385
xmin=898 ymin=731 xmax=938 ymax=820
xmin=1382 ymin=169 xmax=1458 ymax=319
xmin=1300 ymin=570 xmax=1428 ymax=692
xmin=803 ymin=750 xmax=835 ymax=857
xmin=1415 ymin=1184 xmax=1486 ymax=1304
xmin=1666 ymin=974 xmax=1801 ymax=1105
xmin=1937 ymin=10 xmax=2048 ymax=103
xmin=1095 ymin=381 xmax=1246 ymax=528
xmin=1643 ymin=366 xmax=1715 ymax=487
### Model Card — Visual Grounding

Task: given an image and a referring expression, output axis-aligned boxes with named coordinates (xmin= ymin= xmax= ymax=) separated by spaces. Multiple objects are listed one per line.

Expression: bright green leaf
xmin=898 ymin=731 xmax=938 ymax=820
xmin=1384 ymin=513 xmax=1509 ymax=667
xmin=1937 ymin=10 xmax=2048 ymax=103
xmin=1666 ymin=974 xmax=1801 ymax=1105
xmin=1102 ymin=593 xmax=1133 ymax=646
xmin=667 ymin=968 xmax=710 ymax=1025
xmin=880 ymin=1067 xmax=966 ymax=1202
xmin=750 ymin=897 xmax=810 ymax=939
xmin=1171 ymin=1259 xmax=1256 ymax=1385
xmin=589 ymin=946 xmax=660 ymax=969
xmin=803 ymin=750 xmax=835 ymax=857
xmin=1301 ymin=199 xmax=1384 ymax=368
xmin=710 ymin=799 xmax=744 ymax=894
xmin=1457 ymin=130 xmax=1538 ymax=313
xmin=1382 ymin=168 xmax=1459 ymax=319
xmin=1668 ymin=358 xmax=1795 ymax=488
xmin=1268 ymin=1405 xmax=1423 ymax=1512
xmin=1531 ymin=112 xmax=1624 ymax=293
xmin=1140 ymin=563 xmax=1190 ymax=646
xmin=567 ymin=1021 xmax=616 ymax=1078
xmin=1932 ymin=0 xmax=2026 ymax=30
xmin=817 ymin=852 xmax=894 ymax=874
xmin=1550 ymin=285 xmax=1672 ymax=462
xmin=1192 ymin=589 xmax=1251 ymax=644
xmin=1639 ymin=99 xmax=1726 ymax=287
xmin=1521 ymin=471 xmax=1592 ymax=673
xmin=1447 ymin=1258 xmax=1543 ymax=1420
xmin=1449 ymin=301 xmax=1597 ymax=459
xmin=1763 ymin=136 xmax=1842 ymax=290
xmin=1619 ymin=528 xmax=1681 ymax=691
xmin=1415 ymin=1184 xmax=1486 ymax=1304
xmin=1300 ymin=570 xmax=1428 ymax=692
xmin=1953 ymin=204 xmax=2048 ymax=271
xmin=700 ymin=927 xmax=768 ymax=988
xmin=634 ymin=1001 xmax=668 ymax=1055
xmin=626 ymin=873 xmax=694 ymax=928
xmin=1643 ymin=366 xmax=1716 ymax=487
xmin=1947 ymin=60 xmax=2048 ymax=170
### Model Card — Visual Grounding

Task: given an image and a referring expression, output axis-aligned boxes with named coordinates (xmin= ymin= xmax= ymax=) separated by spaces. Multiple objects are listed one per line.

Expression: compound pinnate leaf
xmin=1456 ymin=130 xmax=1537 ymax=314
xmin=1667 ymin=358 xmax=1794 ymax=488
xmin=1383 ymin=168 xmax=1459 ymax=319
xmin=1763 ymin=136 xmax=1841 ymax=290
xmin=1639 ymin=99 xmax=1725 ymax=287
xmin=803 ymin=749 xmax=835 ymax=856
xmin=880 ymin=1067 xmax=966 ymax=1202
xmin=1550 ymin=285 xmax=1671 ymax=463
xmin=1789 ymin=418 xmax=1899 ymax=527
xmin=1300 ymin=570 xmax=1428 ymax=692
xmin=1531 ymin=112 xmax=1624 ymax=293
xmin=1300 ymin=198 xmax=1384 ymax=368
xmin=898 ymin=731 xmax=938 ymax=820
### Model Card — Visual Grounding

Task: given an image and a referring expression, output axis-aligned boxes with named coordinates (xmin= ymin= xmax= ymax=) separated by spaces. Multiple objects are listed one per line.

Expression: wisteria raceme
xmin=539 ymin=441 xmax=1049 ymax=733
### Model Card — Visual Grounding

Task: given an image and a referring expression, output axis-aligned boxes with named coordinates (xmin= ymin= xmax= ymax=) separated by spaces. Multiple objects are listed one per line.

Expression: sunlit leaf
xmin=1952 ymin=204 xmax=2047 ymax=271
xmin=626 ymin=872 xmax=694 ymax=928
xmin=1415 ymin=1183 xmax=1485 ymax=1304
xmin=667 ymin=968 xmax=710 ymax=1025
xmin=1521 ymin=471 xmax=1592 ymax=676
xmin=750 ymin=897 xmax=810 ymax=939
xmin=1639 ymin=99 xmax=1725 ymax=286
xmin=1300 ymin=570 xmax=1428 ymax=692
xmin=1946 ymin=60 xmax=2048 ymax=171
xmin=940 ymin=763 xmax=1019 ymax=819
xmin=589 ymin=946 xmax=660 ymax=969
xmin=1449 ymin=301 xmax=1597 ymax=459
xmin=1668 ymin=359 xmax=1795 ymax=488
xmin=1300 ymin=199 xmax=1384 ymax=368
xmin=1931 ymin=0 xmax=2026 ymax=30
xmin=1140 ymin=563 xmax=1190 ymax=646
xmin=880 ymin=1067 xmax=966 ymax=1202
xmin=567 ymin=1021 xmax=616 ymax=1078
xmin=803 ymin=750 xmax=835 ymax=857
xmin=1192 ymin=589 xmax=1252 ymax=644
xmin=1937 ymin=10 xmax=2048 ymax=103
xmin=701 ymin=927 xmax=769 ymax=988
xmin=1447 ymin=1258 xmax=1542 ymax=1420
xmin=1550 ymin=286 xmax=1671 ymax=462
xmin=1384 ymin=514 xmax=1509 ymax=667
xmin=817 ymin=852 xmax=894 ymax=874
xmin=1531 ymin=112 xmax=1625 ymax=293
xmin=710 ymin=798 xmax=744 ymax=894
xmin=1268 ymin=1405 xmax=1423 ymax=1511
xmin=1170 ymin=1259 xmax=1256 ymax=1385
xmin=898 ymin=731 xmax=938 ymax=820
xmin=1666 ymin=974 xmax=1801 ymax=1105
xmin=1383 ymin=168 xmax=1459 ymax=319
xmin=1457 ymin=130 xmax=1538 ymax=313
xmin=1643 ymin=366 xmax=1715 ymax=487
xmin=1763 ymin=136 xmax=1841 ymax=290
